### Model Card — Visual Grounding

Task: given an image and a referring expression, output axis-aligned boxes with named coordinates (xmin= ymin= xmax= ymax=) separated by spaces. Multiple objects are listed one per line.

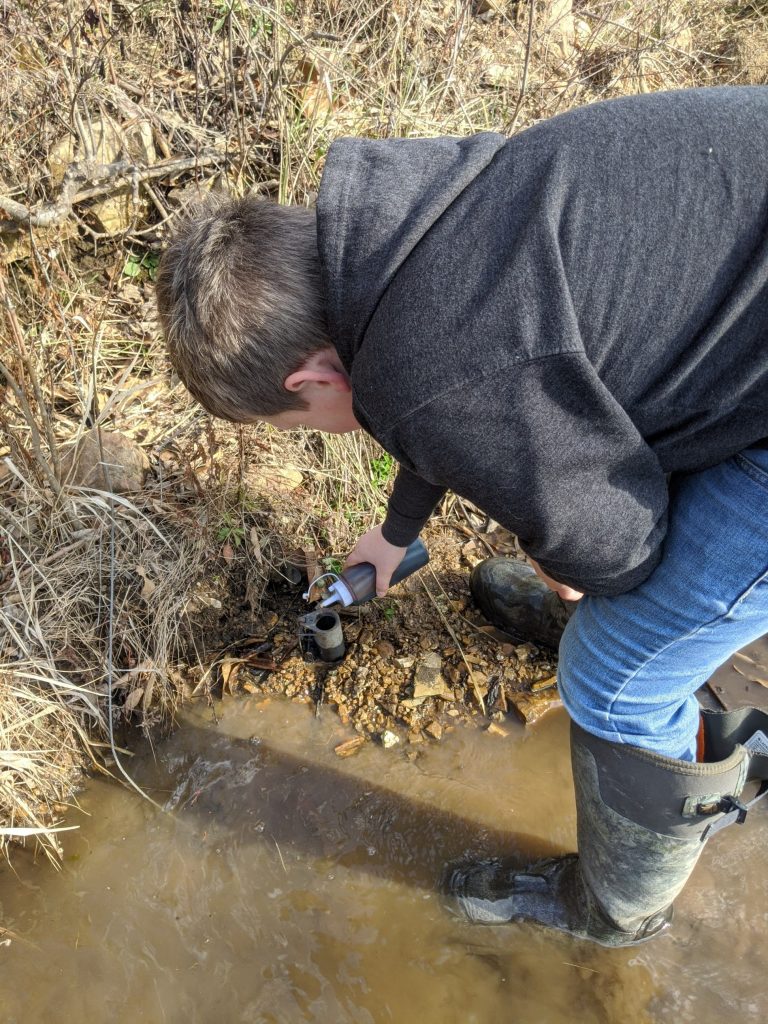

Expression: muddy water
xmin=0 ymin=699 xmax=765 ymax=1024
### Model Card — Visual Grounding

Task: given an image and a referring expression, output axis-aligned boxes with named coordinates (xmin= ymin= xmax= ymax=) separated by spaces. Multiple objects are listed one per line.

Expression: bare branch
xmin=0 ymin=151 xmax=226 ymax=233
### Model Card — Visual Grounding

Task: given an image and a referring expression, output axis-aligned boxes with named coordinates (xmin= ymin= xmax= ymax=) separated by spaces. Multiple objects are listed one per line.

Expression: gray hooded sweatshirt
xmin=316 ymin=87 xmax=768 ymax=596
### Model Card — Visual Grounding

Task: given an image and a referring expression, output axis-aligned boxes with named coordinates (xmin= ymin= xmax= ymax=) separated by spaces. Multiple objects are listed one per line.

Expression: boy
xmin=157 ymin=87 xmax=768 ymax=946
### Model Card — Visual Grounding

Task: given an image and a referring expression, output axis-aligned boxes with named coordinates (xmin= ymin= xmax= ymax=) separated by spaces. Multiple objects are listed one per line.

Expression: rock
xmin=395 ymin=656 xmax=415 ymax=670
xmin=446 ymin=663 xmax=465 ymax=685
xmin=530 ymin=674 xmax=558 ymax=692
xmin=334 ymin=736 xmax=365 ymax=758
xmin=380 ymin=730 xmax=400 ymax=749
xmin=486 ymin=721 xmax=510 ymax=737
xmin=249 ymin=464 xmax=304 ymax=492
xmin=401 ymin=697 xmax=427 ymax=709
xmin=62 ymin=428 xmax=148 ymax=493
xmin=1 ymin=221 xmax=77 ymax=265
xmin=509 ymin=686 xmax=563 ymax=726
xmin=407 ymin=730 xmax=424 ymax=745
xmin=425 ymin=720 xmax=443 ymax=741
xmin=412 ymin=652 xmax=453 ymax=700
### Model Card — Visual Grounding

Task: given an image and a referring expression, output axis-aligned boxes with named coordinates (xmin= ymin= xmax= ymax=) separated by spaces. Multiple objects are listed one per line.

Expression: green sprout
xmin=321 ymin=555 xmax=343 ymax=575
xmin=123 ymin=251 xmax=159 ymax=281
xmin=370 ymin=452 xmax=394 ymax=488
xmin=216 ymin=512 xmax=246 ymax=547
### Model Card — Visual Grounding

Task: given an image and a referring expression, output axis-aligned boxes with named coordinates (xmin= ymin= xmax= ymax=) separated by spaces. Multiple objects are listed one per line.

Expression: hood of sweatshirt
xmin=316 ymin=132 xmax=506 ymax=378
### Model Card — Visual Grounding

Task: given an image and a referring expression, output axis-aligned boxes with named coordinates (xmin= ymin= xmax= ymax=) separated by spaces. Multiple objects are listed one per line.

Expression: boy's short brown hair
xmin=156 ymin=194 xmax=329 ymax=420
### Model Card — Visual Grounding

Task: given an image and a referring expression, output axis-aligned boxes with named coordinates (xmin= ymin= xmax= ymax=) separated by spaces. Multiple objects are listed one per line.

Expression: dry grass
xmin=1 ymin=0 xmax=767 ymax=861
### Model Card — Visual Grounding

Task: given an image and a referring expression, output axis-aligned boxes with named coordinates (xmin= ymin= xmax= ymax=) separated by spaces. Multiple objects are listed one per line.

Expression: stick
xmin=0 ymin=151 xmax=225 ymax=232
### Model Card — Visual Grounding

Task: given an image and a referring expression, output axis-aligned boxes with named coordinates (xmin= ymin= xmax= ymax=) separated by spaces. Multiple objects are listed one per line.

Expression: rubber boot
xmin=470 ymin=557 xmax=575 ymax=650
xmin=447 ymin=708 xmax=768 ymax=947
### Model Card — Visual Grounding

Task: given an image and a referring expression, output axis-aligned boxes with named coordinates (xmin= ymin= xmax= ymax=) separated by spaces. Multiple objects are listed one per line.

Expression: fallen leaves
xmin=215 ymin=646 xmax=278 ymax=695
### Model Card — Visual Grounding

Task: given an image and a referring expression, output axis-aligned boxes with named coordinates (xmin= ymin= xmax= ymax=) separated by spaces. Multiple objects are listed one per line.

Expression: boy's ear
xmin=283 ymin=353 xmax=351 ymax=394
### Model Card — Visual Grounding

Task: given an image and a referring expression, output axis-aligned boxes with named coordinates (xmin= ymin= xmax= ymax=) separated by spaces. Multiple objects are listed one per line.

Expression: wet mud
xmin=0 ymin=698 xmax=765 ymax=1024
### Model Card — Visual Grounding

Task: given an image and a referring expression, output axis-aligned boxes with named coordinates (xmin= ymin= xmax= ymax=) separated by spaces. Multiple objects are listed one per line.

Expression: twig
xmin=506 ymin=0 xmax=536 ymax=135
xmin=0 ymin=152 xmax=225 ymax=233
xmin=420 ymin=573 xmax=486 ymax=715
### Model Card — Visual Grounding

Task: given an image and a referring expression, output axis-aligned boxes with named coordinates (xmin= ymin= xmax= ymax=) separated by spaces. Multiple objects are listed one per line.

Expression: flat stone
xmin=62 ymin=428 xmax=148 ymax=493
xmin=249 ymin=464 xmax=303 ymax=492
xmin=380 ymin=730 xmax=400 ymax=749
xmin=334 ymin=736 xmax=365 ymax=758
xmin=425 ymin=720 xmax=443 ymax=741
xmin=486 ymin=721 xmax=510 ymax=738
xmin=412 ymin=653 xmax=452 ymax=700
xmin=531 ymin=674 xmax=558 ymax=692
xmin=509 ymin=686 xmax=563 ymax=726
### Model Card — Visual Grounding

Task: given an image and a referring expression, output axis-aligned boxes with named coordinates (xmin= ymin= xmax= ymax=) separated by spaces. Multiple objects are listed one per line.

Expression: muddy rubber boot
xmin=470 ymin=557 xmax=575 ymax=650
xmin=447 ymin=708 xmax=768 ymax=947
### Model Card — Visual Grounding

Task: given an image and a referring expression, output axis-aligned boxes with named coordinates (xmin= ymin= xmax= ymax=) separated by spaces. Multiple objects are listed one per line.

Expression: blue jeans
xmin=558 ymin=447 xmax=768 ymax=762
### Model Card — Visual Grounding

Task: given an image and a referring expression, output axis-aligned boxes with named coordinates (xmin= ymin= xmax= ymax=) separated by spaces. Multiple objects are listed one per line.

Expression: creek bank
xmin=188 ymin=541 xmax=564 ymax=751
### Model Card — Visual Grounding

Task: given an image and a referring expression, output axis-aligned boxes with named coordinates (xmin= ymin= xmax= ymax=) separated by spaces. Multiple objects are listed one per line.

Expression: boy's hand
xmin=344 ymin=525 xmax=407 ymax=597
xmin=529 ymin=559 xmax=584 ymax=602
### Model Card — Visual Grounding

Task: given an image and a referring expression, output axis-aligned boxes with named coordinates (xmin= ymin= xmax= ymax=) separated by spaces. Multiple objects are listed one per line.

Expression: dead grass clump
xmin=0 ymin=670 xmax=85 ymax=863
xmin=1 ymin=0 xmax=768 ymax=862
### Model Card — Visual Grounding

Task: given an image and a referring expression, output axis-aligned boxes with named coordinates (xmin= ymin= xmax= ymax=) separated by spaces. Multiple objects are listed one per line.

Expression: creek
xmin=0 ymin=697 xmax=765 ymax=1023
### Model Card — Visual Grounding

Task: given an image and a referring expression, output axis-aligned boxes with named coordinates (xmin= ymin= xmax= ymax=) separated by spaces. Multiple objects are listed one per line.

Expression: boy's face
xmin=259 ymin=386 xmax=360 ymax=434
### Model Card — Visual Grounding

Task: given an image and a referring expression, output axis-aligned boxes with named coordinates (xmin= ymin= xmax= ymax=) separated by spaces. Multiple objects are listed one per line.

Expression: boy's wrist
xmin=381 ymin=512 xmax=421 ymax=548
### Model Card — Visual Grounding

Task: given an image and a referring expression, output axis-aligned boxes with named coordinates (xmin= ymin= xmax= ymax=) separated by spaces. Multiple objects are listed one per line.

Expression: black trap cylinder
xmin=299 ymin=609 xmax=346 ymax=663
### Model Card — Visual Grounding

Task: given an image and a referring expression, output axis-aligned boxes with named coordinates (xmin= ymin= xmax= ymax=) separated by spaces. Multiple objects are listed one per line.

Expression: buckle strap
xmin=700 ymin=781 xmax=768 ymax=841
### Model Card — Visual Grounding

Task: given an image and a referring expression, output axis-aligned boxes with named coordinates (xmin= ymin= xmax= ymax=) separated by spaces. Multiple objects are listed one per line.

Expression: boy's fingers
xmin=376 ymin=572 xmax=391 ymax=597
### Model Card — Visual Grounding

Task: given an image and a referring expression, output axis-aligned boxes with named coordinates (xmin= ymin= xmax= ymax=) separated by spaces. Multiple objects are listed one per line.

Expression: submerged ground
xmin=1 ymin=697 xmax=765 ymax=1024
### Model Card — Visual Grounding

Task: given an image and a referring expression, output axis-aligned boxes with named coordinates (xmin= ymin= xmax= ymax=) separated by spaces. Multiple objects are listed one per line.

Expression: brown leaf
xmin=244 ymin=653 xmax=277 ymax=671
xmin=124 ymin=687 xmax=144 ymax=711
xmin=141 ymin=675 xmax=155 ymax=711
xmin=303 ymin=546 xmax=321 ymax=600
xmin=135 ymin=565 xmax=156 ymax=600
xmin=300 ymin=80 xmax=334 ymax=119
xmin=219 ymin=658 xmax=240 ymax=693
xmin=222 ymin=542 xmax=235 ymax=564
xmin=250 ymin=527 xmax=263 ymax=563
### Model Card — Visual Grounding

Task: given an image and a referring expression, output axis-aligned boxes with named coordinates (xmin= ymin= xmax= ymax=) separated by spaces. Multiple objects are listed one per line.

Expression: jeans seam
xmin=734 ymin=452 xmax=768 ymax=491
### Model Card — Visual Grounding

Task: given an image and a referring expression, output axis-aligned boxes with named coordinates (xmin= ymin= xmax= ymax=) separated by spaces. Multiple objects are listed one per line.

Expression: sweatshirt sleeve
xmin=384 ymin=352 xmax=669 ymax=596
xmin=382 ymin=466 xmax=446 ymax=546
